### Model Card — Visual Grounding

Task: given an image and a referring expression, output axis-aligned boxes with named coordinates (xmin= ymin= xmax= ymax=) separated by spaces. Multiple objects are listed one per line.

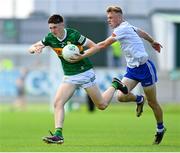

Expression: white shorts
xmin=63 ymin=69 xmax=97 ymax=88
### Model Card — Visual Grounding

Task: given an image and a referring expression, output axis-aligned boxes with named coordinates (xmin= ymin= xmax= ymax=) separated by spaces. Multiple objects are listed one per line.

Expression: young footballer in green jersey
xmin=28 ymin=14 xmax=128 ymax=144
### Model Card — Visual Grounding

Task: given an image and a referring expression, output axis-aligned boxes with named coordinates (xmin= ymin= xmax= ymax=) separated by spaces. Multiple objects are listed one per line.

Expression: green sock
xmin=112 ymin=82 xmax=118 ymax=89
xmin=54 ymin=127 xmax=63 ymax=137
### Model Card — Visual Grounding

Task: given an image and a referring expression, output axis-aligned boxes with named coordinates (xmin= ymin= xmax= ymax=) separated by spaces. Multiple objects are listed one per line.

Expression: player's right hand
xmin=29 ymin=45 xmax=44 ymax=54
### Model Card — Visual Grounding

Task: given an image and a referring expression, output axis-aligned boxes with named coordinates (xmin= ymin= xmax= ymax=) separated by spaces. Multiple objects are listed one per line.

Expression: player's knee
xmin=54 ymin=101 xmax=59 ymax=108
xmin=96 ymin=103 xmax=107 ymax=110
xmin=117 ymin=94 xmax=128 ymax=102
xmin=54 ymin=99 xmax=63 ymax=108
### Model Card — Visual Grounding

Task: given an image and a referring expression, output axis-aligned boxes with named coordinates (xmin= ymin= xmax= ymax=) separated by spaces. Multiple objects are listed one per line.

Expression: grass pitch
xmin=0 ymin=102 xmax=180 ymax=152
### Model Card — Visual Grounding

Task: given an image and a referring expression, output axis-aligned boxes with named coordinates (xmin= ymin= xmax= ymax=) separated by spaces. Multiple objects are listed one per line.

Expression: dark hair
xmin=48 ymin=14 xmax=64 ymax=24
xmin=106 ymin=6 xmax=123 ymax=14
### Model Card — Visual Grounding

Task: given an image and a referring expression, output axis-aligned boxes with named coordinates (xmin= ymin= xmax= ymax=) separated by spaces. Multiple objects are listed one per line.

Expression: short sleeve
xmin=41 ymin=35 xmax=50 ymax=46
xmin=113 ymin=27 xmax=125 ymax=41
xmin=73 ymin=29 xmax=86 ymax=45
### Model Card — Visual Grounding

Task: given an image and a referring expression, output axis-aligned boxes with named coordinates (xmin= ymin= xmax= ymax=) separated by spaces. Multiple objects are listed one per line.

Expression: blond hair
xmin=106 ymin=6 xmax=123 ymax=14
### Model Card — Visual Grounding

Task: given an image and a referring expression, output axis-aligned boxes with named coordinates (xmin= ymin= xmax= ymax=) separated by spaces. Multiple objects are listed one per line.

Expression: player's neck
xmin=114 ymin=18 xmax=124 ymax=28
xmin=119 ymin=18 xmax=124 ymax=24
xmin=57 ymin=29 xmax=65 ymax=39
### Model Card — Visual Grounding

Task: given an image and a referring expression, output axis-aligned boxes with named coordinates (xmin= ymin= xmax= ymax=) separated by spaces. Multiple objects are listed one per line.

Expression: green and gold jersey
xmin=42 ymin=28 xmax=93 ymax=75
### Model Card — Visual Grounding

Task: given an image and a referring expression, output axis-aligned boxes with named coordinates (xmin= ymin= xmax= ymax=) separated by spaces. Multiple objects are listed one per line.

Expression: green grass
xmin=0 ymin=102 xmax=180 ymax=152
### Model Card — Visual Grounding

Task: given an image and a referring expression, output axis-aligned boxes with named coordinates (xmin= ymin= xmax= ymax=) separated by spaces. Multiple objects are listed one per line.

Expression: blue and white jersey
xmin=113 ymin=21 xmax=148 ymax=68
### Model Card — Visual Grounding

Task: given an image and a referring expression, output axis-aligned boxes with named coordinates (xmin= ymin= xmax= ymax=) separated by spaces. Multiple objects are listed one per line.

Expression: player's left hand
xmin=68 ymin=53 xmax=83 ymax=63
xmin=151 ymin=42 xmax=163 ymax=53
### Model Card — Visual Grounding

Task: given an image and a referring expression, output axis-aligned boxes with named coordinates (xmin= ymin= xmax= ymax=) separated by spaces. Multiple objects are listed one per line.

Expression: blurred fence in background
xmin=0 ymin=44 xmax=180 ymax=103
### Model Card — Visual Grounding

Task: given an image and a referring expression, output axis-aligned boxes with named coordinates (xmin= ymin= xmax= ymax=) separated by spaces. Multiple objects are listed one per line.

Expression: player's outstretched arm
xmin=28 ymin=41 xmax=45 ymax=54
xmin=81 ymin=39 xmax=100 ymax=58
xmin=75 ymin=36 xmax=116 ymax=60
xmin=82 ymin=36 xmax=115 ymax=57
xmin=98 ymin=36 xmax=116 ymax=49
xmin=69 ymin=36 xmax=117 ymax=63
xmin=136 ymin=28 xmax=163 ymax=53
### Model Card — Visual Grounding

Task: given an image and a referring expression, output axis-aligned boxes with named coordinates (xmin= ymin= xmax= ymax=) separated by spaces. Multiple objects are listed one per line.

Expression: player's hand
xmin=151 ymin=42 xmax=163 ymax=53
xmin=29 ymin=45 xmax=44 ymax=54
xmin=34 ymin=45 xmax=44 ymax=53
xmin=68 ymin=53 xmax=83 ymax=63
